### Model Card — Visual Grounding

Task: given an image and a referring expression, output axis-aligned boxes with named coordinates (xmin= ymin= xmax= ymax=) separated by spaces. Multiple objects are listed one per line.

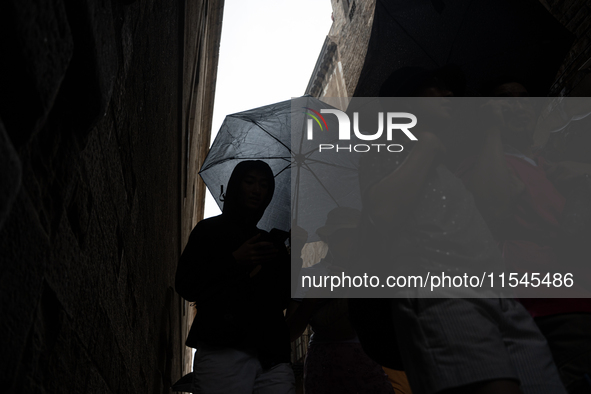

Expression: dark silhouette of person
xmin=287 ymin=207 xmax=395 ymax=394
xmin=175 ymin=160 xmax=294 ymax=394
xmin=356 ymin=66 xmax=566 ymax=394
xmin=460 ymin=78 xmax=591 ymax=394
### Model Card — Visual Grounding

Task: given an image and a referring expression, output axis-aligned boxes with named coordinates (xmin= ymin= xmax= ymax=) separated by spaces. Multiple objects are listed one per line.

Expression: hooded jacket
xmin=175 ymin=160 xmax=291 ymax=368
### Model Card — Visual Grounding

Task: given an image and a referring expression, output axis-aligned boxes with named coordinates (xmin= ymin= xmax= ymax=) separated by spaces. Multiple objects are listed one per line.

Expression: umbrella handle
xmin=219 ymin=185 xmax=225 ymax=202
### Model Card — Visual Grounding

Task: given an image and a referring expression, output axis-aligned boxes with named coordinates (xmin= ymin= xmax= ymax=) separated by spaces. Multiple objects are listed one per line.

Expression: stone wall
xmin=541 ymin=0 xmax=591 ymax=96
xmin=330 ymin=0 xmax=375 ymax=97
xmin=306 ymin=0 xmax=375 ymax=108
xmin=0 ymin=0 xmax=223 ymax=393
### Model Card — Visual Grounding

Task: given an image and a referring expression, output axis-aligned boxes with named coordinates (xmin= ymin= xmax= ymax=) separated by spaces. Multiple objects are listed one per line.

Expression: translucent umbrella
xmin=199 ymin=96 xmax=361 ymax=240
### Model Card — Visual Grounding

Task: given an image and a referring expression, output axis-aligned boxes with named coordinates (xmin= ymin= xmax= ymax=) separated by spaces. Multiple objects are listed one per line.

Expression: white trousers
xmin=192 ymin=344 xmax=295 ymax=394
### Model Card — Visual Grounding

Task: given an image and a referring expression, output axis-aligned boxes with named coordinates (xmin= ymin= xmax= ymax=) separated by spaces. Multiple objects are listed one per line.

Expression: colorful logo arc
xmin=303 ymin=107 xmax=329 ymax=131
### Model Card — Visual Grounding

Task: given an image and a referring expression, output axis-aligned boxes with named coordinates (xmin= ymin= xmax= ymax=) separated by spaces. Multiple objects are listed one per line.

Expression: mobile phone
xmin=269 ymin=228 xmax=290 ymax=244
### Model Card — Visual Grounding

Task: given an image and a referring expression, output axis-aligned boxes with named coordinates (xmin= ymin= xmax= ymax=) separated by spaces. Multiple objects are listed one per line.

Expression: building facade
xmin=306 ymin=0 xmax=376 ymax=110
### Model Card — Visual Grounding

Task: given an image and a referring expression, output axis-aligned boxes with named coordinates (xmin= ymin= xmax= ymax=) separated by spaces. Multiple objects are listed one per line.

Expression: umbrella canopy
xmin=200 ymin=100 xmax=292 ymax=232
xmin=353 ymin=0 xmax=574 ymax=97
xmin=199 ymin=97 xmax=361 ymax=240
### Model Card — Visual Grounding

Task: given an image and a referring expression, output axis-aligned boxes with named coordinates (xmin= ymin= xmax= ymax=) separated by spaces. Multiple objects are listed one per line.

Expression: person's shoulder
xmin=191 ymin=214 xmax=227 ymax=233
xmin=200 ymin=214 xmax=226 ymax=224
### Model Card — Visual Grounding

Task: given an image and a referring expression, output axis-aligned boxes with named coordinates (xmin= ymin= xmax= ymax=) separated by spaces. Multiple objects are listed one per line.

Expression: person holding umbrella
xmin=175 ymin=160 xmax=294 ymax=394
xmin=357 ymin=66 xmax=566 ymax=394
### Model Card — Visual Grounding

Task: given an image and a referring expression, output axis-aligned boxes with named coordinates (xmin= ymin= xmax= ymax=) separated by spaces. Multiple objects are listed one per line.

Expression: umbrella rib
xmin=292 ymin=160 xmax=302 ymax=227
xmin=294 ymin=144 xmax=358 ymax=171
xmin=249 ymin=119 xmax=291 ymax=152
xmin=303 ymin=157 xmax=358 ymax=172
xmin=302 ymin=151 xmax=358 ymax=170
xmin=302 ymin=143 xmax=331 ymax=158
xmin=199 ymin=156 xmax=291 ymax=174
xmin=300 ymin=161 xmax=342 ymax=207
xmin=297 ymin=109 xmax=306 ymax=156
xmin=379 ymin=0 xmax=440 ymax=68
xmin=300 ymin=140 xmax=351 ymax=159
xmin=445 ymin=0 xmax=476 ymax=64
xmin=275 ymin=161 xmax=292 ymax=178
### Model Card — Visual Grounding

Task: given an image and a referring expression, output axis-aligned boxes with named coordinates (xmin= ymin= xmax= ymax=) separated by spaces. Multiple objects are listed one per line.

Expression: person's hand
xmin=232 ymin=234 xmax=278 ymax=266
xmin=416 ymin=131 xmax=447 ymax=163
xmin=546 ymin=161 xmax=591 ymax=185
xmin=506 ymin=164 xmax=526 ymax=199
xmin=479 ymin=99 xmax=510 ymax=134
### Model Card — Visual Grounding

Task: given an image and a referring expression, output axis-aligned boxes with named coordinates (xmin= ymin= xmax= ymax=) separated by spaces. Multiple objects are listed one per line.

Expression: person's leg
xmin=304 ymin=342 xmax=394 ymax=393
xmin=440 ymin=379 xmax=522 ymax=394
xmin=535 ymin=312 xmax=591 ymax=394
xmin=500 ymin=299 xmax=568 ymax=394
xmin=191 ymin=344 xmax=258 ymax=394
xmin=382 ymin=367 xmax=412 ymax=394
xmin=391 ymin=297 xmax=521 ymax=394
xmin=302 ymin=342 xmax=326 ymax=394
xmin=253 ymin=363 xmax=295 ymax=394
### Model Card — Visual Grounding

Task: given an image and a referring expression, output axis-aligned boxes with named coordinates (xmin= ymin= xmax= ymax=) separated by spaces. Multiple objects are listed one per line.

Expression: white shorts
xmin=191 ymin=343 xmax=295 ymax=394
xmin=391 ymin=296 xmax=567 ymax=394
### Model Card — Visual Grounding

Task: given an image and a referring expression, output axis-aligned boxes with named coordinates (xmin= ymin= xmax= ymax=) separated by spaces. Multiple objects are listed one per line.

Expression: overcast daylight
xmin=204 ymin=0 xmax=334 ymax=219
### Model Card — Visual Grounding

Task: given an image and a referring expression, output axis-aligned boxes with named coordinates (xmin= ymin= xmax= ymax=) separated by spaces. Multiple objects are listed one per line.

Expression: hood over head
xmin=222 ymin=160 xmax=275 ymax=226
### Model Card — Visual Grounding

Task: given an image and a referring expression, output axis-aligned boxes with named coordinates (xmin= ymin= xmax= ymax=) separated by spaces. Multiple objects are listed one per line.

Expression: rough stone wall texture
xmin=0 ymin=0 xmax=223 ymax=393
xmin=178 ymin=0 xmax=224 ymax=374
xmin=540 ymin=0 xmax=591 ymax=96
xmin=328 ymin=0 xmax=376 ymax=96
xmin=534 ymin=0 xmax=591 ymax=161
xmin=305 ymin=0 xmax=375 ymax=108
